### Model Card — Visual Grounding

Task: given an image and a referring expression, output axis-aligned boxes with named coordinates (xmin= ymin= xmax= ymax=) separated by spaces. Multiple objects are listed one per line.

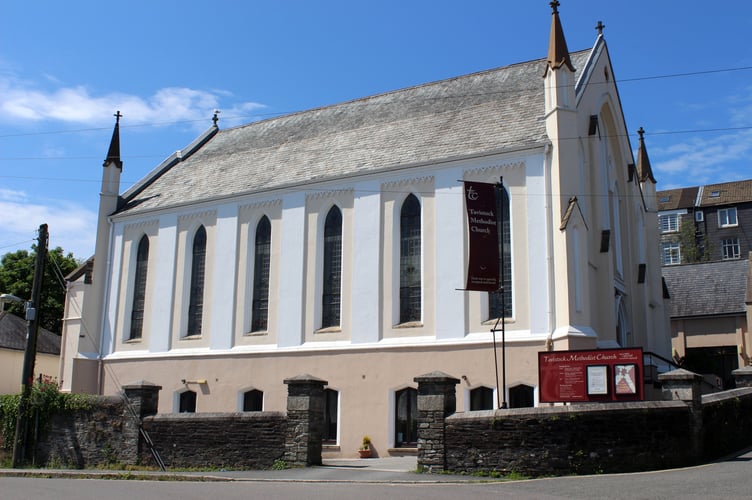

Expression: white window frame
xmin=718 ymin=207 xmax=738 ymax=228
xmin=659 ymin=213 xmax=680 ymax=233
xmin=661 ymin=241 xmax=681 ymax=265
xmin=721 ymin=238 xmax=741 ymax=260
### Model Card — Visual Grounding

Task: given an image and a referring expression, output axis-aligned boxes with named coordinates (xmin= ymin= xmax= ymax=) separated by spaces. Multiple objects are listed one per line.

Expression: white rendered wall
xmin=209 ymin=203 xmax=239 ymax=351
xmin=277 ymin=192 xmax=306 ymax=347
xmin=149 ymin=214 xmax=178 ymax=352
xmin=351 ymin=180 xmax=381 ymax=344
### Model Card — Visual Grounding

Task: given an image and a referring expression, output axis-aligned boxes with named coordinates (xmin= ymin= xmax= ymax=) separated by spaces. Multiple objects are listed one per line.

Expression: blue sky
xmin=1 ymin=1 xmax=750 ymax=259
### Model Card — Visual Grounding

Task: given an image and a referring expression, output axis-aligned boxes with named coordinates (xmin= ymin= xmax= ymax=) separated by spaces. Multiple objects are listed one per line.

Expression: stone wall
xmin=37 ymin=395 xmax=138 ymax=468
xmin=416 ymin=368 xmax=752 ymax=477
xmin=141 ymin=412 xmax=286 ymax=469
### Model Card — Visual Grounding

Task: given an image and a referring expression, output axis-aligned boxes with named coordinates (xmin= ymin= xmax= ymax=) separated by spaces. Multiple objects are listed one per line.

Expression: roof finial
xmin=595 ymin=21 xmax=605 ymax=35
xmin=545 ymin=0 xmax=575 ymax=75
xmin=212 ymin=110 xmax=220 ymax=126
xmin=550 ymin=0 xmax=560 ymax=14
xmin=637 ymin=126 xmax=645 ymax=140
xmin=105 ymin=111 xmax=123 ymax=168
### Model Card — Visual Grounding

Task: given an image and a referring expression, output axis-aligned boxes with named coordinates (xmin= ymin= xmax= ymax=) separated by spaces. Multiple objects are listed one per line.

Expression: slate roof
xmin=0 ymin=311 xmax=61 ymax=355
xmin=662 ymin=259 xmax=750 ymax=318
xmin=117 ymin=50 xmax=592 ymax=216
xmin=698 ymin=179 xmax=752 ymax=207
xmin=656 ymin=187 xmax=699 ymax=211
xmin=657 ymin=179 xmax=752 ymax=211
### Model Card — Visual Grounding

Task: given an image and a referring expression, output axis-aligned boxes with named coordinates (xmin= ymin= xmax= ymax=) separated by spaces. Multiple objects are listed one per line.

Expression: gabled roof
xmin=0 ymin=311 xmax=61 ymax=355
xmin=117 ymin=49 xmax=593 ymax=216
xmin=662 ymin=258 xmax=750 ymax=318
xmin=698 ymin=179 xmax=752 ymax=207
xmin=656 ymin=186 xmax=699 ymax=211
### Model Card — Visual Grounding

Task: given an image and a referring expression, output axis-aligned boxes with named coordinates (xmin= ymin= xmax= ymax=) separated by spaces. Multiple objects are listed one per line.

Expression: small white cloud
xmin=0 ymin=198 xmax=96 ymax=258
xmin=0 ymin=72 xmax=265 ymax=131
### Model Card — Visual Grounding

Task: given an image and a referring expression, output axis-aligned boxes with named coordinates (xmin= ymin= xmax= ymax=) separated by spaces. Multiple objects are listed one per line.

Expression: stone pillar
xmin=658 ymin=368 xmax=702 ymax=462
xmin=121 ymin=381 xmax=162 ymax=465
xmin=732 ymin=366 xmax=752 ymax=388
xmin=414 ymin=371 xmax=460 ymax=472
xmin=284 ymin=374 xmax=327 ymax=466
xmin=122 ymin=380 xmax=162 ymax=418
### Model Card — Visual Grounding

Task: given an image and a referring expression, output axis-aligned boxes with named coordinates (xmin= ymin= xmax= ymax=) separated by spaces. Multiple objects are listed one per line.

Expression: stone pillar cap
xmin=284 ymin=374 xmax=328 ymax=385
xmin=657 ymin=368 xmax=702 ymax=382
xmin=122 ymin=380 xmax=163 ymax=390
xmin=414 ymin=371 xmax=460 ymax=384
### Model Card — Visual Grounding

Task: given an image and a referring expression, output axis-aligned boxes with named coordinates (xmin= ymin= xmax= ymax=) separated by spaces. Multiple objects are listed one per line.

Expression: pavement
xmin=0 ymin=456 xmax=496 ymax=483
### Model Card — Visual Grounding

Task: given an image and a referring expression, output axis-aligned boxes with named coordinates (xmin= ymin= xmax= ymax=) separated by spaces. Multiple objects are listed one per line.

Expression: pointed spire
xmin=636 ymin=127 xmax=656 ymax=184
xmin=104 ymin=111 xmax=123 ymax=169
xmin=545 ymin=1 xmax=575 ymax=74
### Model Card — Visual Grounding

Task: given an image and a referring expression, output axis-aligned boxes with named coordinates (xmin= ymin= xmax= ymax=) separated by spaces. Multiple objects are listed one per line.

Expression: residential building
xmin=60 ymin=5 xmax=671 ymax=457
xmin=657 ymin=180 xmax=752 ymax=266
xmin=662 ymin=255 xmax=752 ymax=389
xmin=0 ymin=311 xmax=60 ymax=394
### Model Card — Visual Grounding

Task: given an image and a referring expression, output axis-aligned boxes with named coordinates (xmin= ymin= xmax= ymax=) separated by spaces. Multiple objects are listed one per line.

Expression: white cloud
xmin=0 ymin=73 xmax=265 ymax=130
xmin=0 ymin=197 xmax=96 ymax=258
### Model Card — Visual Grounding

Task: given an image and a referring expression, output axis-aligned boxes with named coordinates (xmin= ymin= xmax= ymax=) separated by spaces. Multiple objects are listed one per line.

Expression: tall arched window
xmin=251 ymin=216 xmax=271 ymax=332
xmin=187 ymin=225 xmax=206 ymax=337
xmin=400 ymin=194 xmax=421 ymax=323
xmin=489 ymin=187 xmax=512 ymax=319
xmin=322 ymin=206 xmax=342 ymax=328
xmin=129 ymin=235 xmax=149 ymax=340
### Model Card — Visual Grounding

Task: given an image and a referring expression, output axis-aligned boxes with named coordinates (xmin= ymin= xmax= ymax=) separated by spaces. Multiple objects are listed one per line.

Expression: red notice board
xmin=538 ymin=348 xmax=643 ymax=403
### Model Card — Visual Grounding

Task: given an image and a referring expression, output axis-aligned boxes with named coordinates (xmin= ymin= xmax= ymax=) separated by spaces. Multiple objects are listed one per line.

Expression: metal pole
xmin=12 ymin=223 xmax=48 ymax=468
xmin=498 ymin=177 xmax=508 ymax=409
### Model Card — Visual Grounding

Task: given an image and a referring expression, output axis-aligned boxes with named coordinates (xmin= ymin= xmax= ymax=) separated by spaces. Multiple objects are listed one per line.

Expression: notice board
xmin=538 ymin=348 xmax=643 ymax=403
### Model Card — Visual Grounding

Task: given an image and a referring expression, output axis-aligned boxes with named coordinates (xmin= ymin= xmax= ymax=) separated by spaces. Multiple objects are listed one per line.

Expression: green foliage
xmin=0 ymin=376 xmax=94 ymax=450
xmin=271 ymin=459 xmax=288 ymax=470
xmin=675 ymin=220 xmax=714 ymax=264
xmin=0 ymin=246 xmax=80 ymax=334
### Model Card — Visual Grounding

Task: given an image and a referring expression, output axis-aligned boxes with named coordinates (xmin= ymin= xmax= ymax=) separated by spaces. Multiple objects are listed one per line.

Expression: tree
xmin=676 ymin=220 xmax=714 ymax=264
xmin=0 ymin=247 xmax=80 ymax=334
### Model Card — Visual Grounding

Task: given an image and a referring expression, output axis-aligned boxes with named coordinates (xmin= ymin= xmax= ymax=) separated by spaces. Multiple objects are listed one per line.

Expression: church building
xmin=61 ymin=4 xmax=671 ymax=458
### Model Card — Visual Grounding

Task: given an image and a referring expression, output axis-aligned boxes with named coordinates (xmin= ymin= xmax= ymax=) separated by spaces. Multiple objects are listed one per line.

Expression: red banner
xmin=464 ymin=181 xmax=499 ymax=291
xmin=538 ymin=348 xmax=644 ymax=403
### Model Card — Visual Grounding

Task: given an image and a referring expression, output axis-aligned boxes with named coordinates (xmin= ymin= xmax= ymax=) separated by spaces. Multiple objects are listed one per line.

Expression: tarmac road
xmin=1 ymin=451 xmax=751 ymax=499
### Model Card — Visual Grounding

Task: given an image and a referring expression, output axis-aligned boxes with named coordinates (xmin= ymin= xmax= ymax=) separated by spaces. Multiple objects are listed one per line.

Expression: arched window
xmin=187 ymin=225 xmax=206 ymax=337
xmin=489 ymin=187 xmax=512 ymax=319
xmin=323 ymin=388 xmax=339 ymax=444
xmin=129 ymin=235 xmax=149 ymax=340
xmin=242 ymin=389 xmax=263 ymax=411
xmin=251 ymin=216 xmax=271 ymax=332
xmin=470 ymin=386 xmax=494 ymax=411
xmin=322 ymin=206 xmax=342 ymax=328
xmin=394 ymin=387 xmax=418 ymax=447
xmin=400 ymin=194 xmax=421 ymax=323
xmin=179 ymin=390 xmax=197 ymax=413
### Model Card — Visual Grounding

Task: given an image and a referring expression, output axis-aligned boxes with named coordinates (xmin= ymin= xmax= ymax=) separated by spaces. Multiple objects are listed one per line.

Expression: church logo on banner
xmin=464 ymin=181 xmax=499 ymax=291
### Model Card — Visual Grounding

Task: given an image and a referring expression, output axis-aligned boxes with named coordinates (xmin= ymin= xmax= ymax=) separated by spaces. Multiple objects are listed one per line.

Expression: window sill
xmin=181 ymin=335 xmax=203 ymax=341
xmin=394 ymin=321 xmax=423 ymax=329
xmin=124 ymin=338 xmax=142 ymax=344
xmin=244 ymin=331 xmax=268 ymax=337
xmin=315 ymin=326 xmax=342 ymax=334
xmin=482 ymin=317 xmax=516 ymax=326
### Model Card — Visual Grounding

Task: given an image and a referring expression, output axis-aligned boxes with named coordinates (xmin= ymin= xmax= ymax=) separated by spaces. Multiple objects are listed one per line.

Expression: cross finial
xmin=595 ymin=21 xmax=605 ymax=35
xmin=637 ymin=127 xmax=645 ymax=140
xmin=212 ymin=109 xmax=220 ymax=126
xmin=550 ymin=0 xmax=560 ymax=14
xmin=114 ymin=110 xmax=122 ymax=124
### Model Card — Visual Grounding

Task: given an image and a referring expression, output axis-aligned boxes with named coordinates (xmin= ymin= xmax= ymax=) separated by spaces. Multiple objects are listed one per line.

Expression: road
xmin=1 ymin=451 xmax=750 ymax=499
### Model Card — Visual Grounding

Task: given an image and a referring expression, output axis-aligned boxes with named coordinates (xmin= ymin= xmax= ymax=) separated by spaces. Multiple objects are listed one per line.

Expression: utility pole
xmin=12 ymin=223 xmax=48 ymax=468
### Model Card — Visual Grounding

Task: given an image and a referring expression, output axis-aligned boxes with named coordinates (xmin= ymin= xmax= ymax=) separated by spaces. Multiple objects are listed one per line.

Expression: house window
xmin=721 ymin=238 xmax=741 ymax=260
xmin=399 ymin=194 xmax=421 ymax=324
xmin=322 ymin=206 xmax=342 ymax=328
xmin=661 ymin=242 xmax=681 ymax=265
xmin=323 ymin=388 xmax=338 ymax=444
xmin=470 ymin=386 xmax=494 ymax=411
xmin=489 ymin=187 xmax=512 ymax=319
xmin=659 ymin=213 xmax=680 ymax=233
xmin=251 ymin=216 xmax=271 ymax=332
xmin=187 ymin=225 xmax=207 ymax=337
xmin=179 ymin=390 xmax=196 ymax=413
xmin=129 ymin=235 xmax=149 ymax=340
xmin=242 ymin=389 xmax=263 ymax=411
xmin=394 ymin=387 xmax=418 ymax=447
xmin=718 ymin=207 xmax=738 ymax=228
xmin=508 ymin=384 xmax=535 ymax=408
